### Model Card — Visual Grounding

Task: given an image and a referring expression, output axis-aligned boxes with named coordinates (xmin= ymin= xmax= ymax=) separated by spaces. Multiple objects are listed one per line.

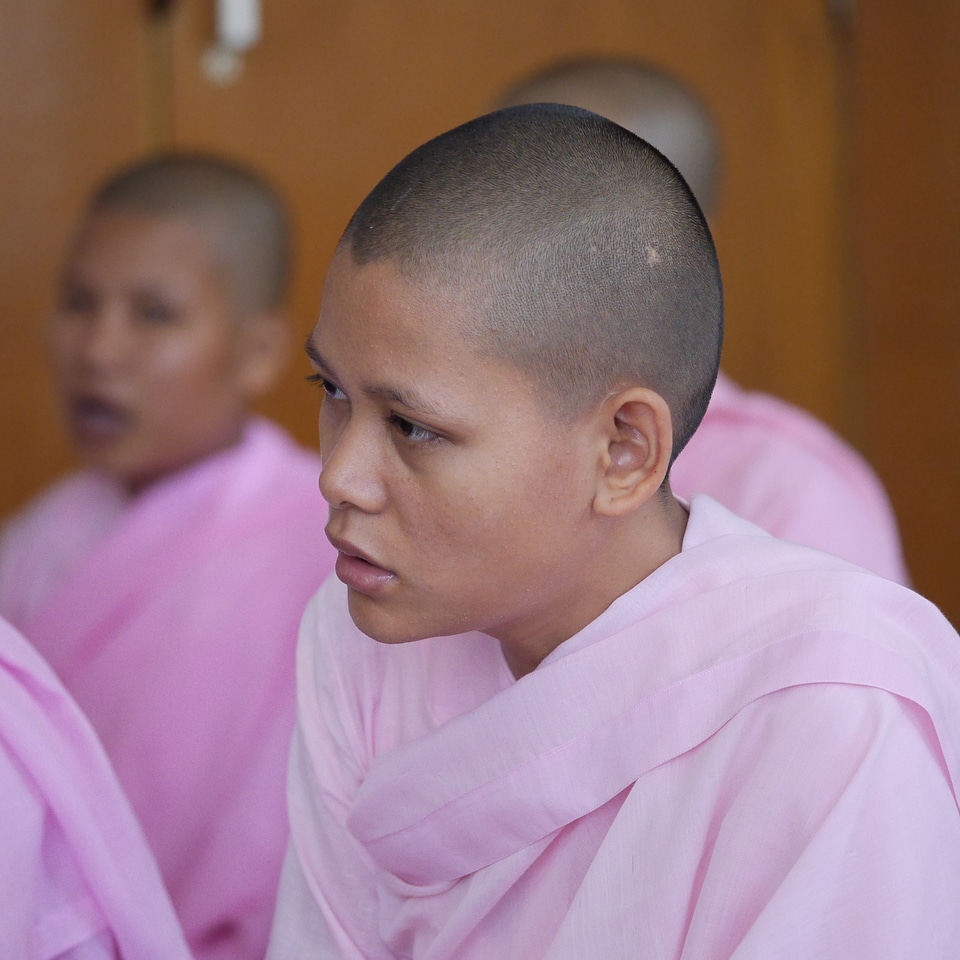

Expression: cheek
xmin=417 ymin=486 xmax=531 ymax=575
xmin=461 ymin=458 xmax=585 ymax=556
xmin=393 ymin=437 xmax=583 ymax=573
xmin=46 ymin=323 xmax=81 ymax=370
xmin=143 ymin=334 xmax=237 ymax=396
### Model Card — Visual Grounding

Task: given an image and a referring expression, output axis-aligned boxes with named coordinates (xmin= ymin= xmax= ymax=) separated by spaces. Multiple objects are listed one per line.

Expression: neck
xmin=500 ymin=489 xmax=688 ymax=679
xmin=121 ymin=420 xmax=250 ymax=497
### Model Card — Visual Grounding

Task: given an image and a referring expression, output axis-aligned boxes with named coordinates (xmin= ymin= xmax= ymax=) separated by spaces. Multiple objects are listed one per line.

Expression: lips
xmin=326 ymin=533 xmax=396 ymax=596
xmin=68 ymin=394 xmax=132 ymax=444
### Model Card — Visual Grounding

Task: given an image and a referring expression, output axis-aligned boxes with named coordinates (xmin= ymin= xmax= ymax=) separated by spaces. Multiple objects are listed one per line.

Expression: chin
xmin=346 ymin=591 xmax=438 ymax=646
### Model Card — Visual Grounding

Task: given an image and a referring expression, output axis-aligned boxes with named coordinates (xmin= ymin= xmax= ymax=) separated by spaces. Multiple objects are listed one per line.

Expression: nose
xmin=84 ymin=308 xmax=132 ymax=371
xmin=318 ymin=414 xmax=387 ymax=514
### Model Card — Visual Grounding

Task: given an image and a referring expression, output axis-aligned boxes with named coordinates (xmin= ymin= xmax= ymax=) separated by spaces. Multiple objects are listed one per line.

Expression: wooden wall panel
xmin=853 ymin=2 xmax=960 ymax=623
xmin=17 ymin=0 xmax=936 ymax=617
xmin=0 ymin=2 xmax=953 ymax=634
xmin=163 ymin=0 xmax=852 ymax=453
xmin=0 ymin=3 xmax=147 ymax=516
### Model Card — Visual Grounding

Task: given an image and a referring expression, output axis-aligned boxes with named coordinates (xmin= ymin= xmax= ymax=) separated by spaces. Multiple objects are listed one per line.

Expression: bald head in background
xmin=499 ymin=58 xmax=720 ymax=216
xmin=496 ymin=58 xmax=907 ymax=583
xmin=87 ymin=152 xmax=292 ymax=319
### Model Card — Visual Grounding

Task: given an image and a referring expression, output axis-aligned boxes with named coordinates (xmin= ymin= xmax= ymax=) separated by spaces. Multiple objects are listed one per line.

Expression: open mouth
xmin=326 ymin=534 xmax=397 ymax=595
xmin=69 ymin=395 xmax=132 ymax=442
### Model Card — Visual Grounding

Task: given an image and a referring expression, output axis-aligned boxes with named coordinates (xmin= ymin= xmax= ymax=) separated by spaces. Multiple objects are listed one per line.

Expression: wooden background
xmin=1 ymin=0 xmax=957 ymax=624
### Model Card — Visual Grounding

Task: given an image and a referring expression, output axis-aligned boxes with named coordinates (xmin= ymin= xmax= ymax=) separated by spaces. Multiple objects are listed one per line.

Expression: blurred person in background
xmin=500 ymin=58 xmax=907 ymax=583
xmin=0 ymin=154 xmax=336 ymax=960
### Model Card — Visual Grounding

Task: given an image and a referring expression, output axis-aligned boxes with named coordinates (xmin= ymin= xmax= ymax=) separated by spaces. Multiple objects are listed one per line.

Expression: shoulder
xmin=697 ymin=678 xmax=960 ymax=908
xmin=2 ymin=470 xmax=122 ymax=540
xmin=613 ymin=522 xmax=960 ymax=818
xmin=235 ymin=418 xmax=323 ymax=500
xmin=685 ymin=499 xmax=923 ymax=627
xmin=636 ymin=678 xmax=960 ymax=958
xmin=689 ymin=679 xmax=952 ymax=822
xmin=673 ymin=375 xmax=906 ymax=581
xmin=677 ymin=499 xmax=950 ymax=688
xmin=233 ymin=420 xmax=325 ymax=524
xmin=683 ymin=373 xmax=885 ymax=499
xmin=244 ymin=417 xmax=321 ymax=468
xmin=0 ymin=471 xmax=124 ymax=626
xmin=208 ymin=419 xmax=332 ymax=568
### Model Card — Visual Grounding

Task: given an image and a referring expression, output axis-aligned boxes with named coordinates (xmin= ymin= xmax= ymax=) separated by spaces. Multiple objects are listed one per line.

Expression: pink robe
xmin=269 ymin=496 xmax=960 ymax=959
xmin=672 ymin=372 xmax=907 ymax=583
xmin=0 ymin=418 xmax=336 ymax=960
xmin=0 ymin=614 xmax=190 ymax=959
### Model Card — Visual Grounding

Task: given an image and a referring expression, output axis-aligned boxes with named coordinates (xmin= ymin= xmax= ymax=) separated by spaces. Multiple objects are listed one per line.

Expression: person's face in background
xmin=49 ymin=210 xmax=260 ymax=492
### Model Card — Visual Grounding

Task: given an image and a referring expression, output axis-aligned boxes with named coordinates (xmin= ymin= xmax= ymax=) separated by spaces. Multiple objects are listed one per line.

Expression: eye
xmin=59 ymin=284 xmax=96 ymax=315
xmin=389 ymin=413 xmax=440 ymax=445
xmin=305 ymin=373 xmax=347 ymax=401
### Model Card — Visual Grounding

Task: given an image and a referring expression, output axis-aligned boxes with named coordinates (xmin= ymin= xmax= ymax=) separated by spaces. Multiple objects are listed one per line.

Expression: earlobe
xmin=593 ymin=388 xmax=673 ymax=517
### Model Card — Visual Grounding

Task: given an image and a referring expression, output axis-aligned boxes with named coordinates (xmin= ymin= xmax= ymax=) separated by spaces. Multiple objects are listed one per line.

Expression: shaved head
xmin=499 ymin=59 xmax=721 ymax=216
xmin=339 ymin=104 xmax=722 ymax=462
xmin=86 ymin=153 xmax=291 ymax=316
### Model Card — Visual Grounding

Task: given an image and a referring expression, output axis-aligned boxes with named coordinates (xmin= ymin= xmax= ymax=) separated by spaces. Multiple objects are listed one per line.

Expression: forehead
xmin=316 ymin=253 xmax=475 ymax=357
xmin=67 ymin=210 xmax=222 ymax=281
xmin=312 ymin=253 xmax=546 ymax=417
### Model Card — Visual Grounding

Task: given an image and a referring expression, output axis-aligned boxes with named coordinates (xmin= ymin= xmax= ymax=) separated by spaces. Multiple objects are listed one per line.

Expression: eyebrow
xmin=304 ymin=336 xmax=458 ymax=422
xmin=304 ymin=336 xmax=325 ymax=370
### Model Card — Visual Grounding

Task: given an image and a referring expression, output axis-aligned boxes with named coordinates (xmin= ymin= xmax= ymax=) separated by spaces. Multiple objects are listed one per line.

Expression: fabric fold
xmin=0 ymin=417 xmax=336 ymax=960
xmin=274 ymin=496 xmax=960 ymax=960
xmin=348 ymin=506 xmax=954 ymax=884
xmin=0 ymin=614 xmax=190 ymax=958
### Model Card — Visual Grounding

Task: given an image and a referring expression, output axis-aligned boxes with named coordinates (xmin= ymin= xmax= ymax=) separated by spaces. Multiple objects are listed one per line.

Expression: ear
xmin=235 ymin=310 xmax=291 ymax=398
xmin=592 ymin=387 xmax=673 ymax=518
